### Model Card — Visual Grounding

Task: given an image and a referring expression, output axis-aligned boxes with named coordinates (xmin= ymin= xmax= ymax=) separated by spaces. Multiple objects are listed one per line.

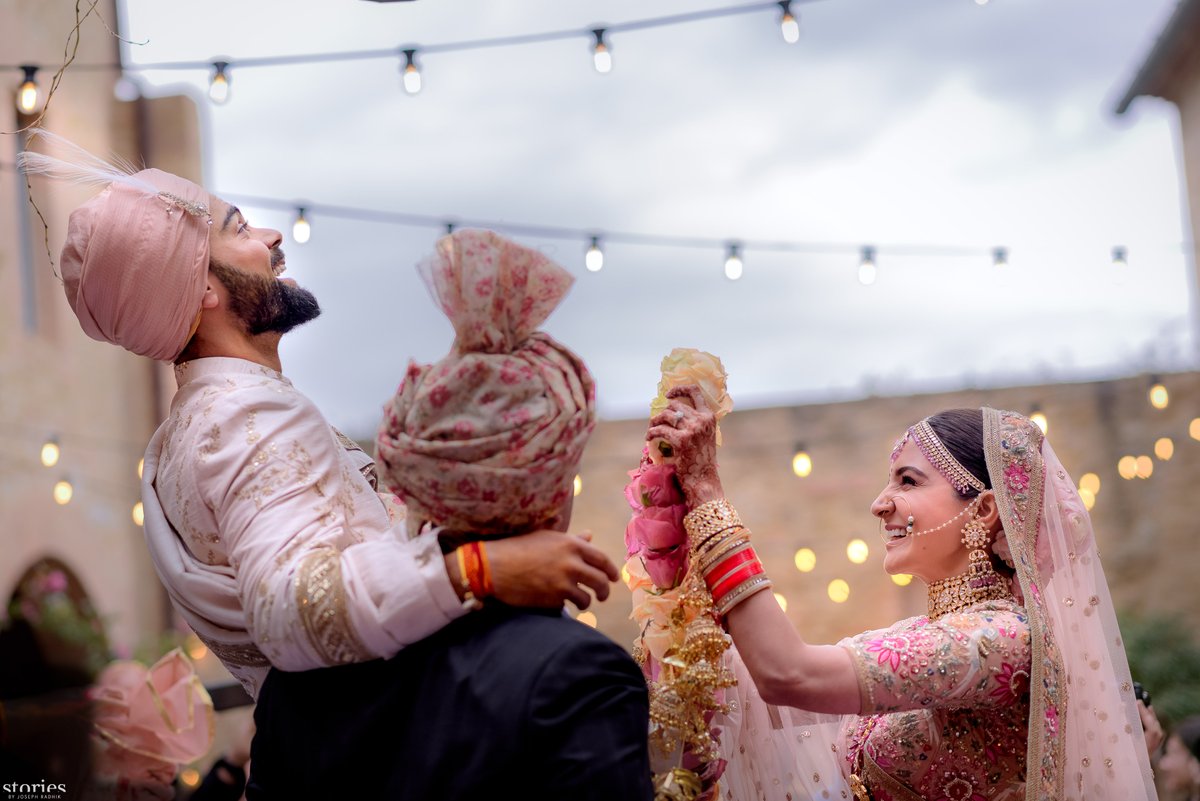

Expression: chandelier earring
xmin=926 ymin=497 xmax=1013 ymax=619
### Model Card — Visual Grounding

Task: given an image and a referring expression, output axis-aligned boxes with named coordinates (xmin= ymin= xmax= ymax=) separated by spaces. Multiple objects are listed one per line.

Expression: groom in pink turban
xmin=18 ymin=137 xmax=620 ymax=709
xmin=249 ymin=229 xmax=651 ymax=801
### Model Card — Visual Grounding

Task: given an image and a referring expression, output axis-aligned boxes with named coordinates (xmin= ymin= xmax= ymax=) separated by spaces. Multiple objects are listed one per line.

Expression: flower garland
xmin=625 ymin=348 xmax=736 ymax=801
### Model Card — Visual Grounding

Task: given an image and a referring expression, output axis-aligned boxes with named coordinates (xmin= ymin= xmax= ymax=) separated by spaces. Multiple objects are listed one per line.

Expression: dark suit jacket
xmin=247 ymin=605 xmax=652 ymax=801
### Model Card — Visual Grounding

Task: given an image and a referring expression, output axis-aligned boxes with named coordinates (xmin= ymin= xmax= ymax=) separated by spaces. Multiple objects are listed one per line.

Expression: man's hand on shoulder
xmin=488 ymin=530 xmax=620 ymax=610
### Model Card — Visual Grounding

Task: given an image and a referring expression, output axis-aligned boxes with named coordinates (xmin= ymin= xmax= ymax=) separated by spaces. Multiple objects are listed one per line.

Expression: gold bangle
xmin=716 ymin=575 xmax=773 ymax=617
xmin=697 ymin=537 xmax=752 ymax=577
xmin=691 ymin=523 xmax=745 ymax=557
xmin=684 ymin=499 xmax=742 ymax=543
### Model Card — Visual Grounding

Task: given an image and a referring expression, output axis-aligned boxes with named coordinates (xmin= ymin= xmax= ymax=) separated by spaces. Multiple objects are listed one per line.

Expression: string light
xmin=857 ymin=246 xmax=876 ymax=285
xmin=793 ymin=547 xmax=816 ymax=572
xmin=890 ymin=573 xmax=913 ymax=586
xmin=591 ymin=29 xmax=612 ymax=73
xmin=208 ymin=61 xmax=230 ymax=104
xmin=137 ymin=458 xmax=144 ymax=479
xmin=179 ymin=769 xmax=201 ymax=789
xmin=621 ymin=564 xmax=631 ymax=584
xmin=16 ymin=65 xmax=39 ymax=115
xmin=1079 ymin=472 xmax=1100 ymax=495
xmin=40 ymin=436 xmax=60 ymax=467
xmin=576 ymin=610 xmax=598 ymax=627
xmin=1134 ymin=455 xmax=1153 ymax=479
xmin=53 ymin=477 xmax=74 ymax=505
xmin=1029 ymin=406 xmax=1048 ymax=434
xmin=1190 ymin=418 xmax=1200 ymax=441
xmin=827 ymin=578 xmax=850 ymax=603
xmin=401 ymin=49 xmax=422 ymax=94
xmin=846 ymin=538 xmax=869 ymax=564
xmin=723 ymin=242 xmax=743 ymax=280
xmin=572 ymin=474 xmax=583 ymax=497
xmin=778 ymin=1 xmax=800 ymax=44
xmin=132 ymin=501 xmax=145 ymax=527
xmin=292 ymin=208 xmax=311 ymax=244
xmin=774 ymin=592 xmax=789 ymax=612
xmin=1118 ymin=455 xmax=1137 ymax=480
xmin=1111 ymin=246 xmax=1127 ymax=266
xmin=585 ymin=236 xmax=604 ymax=272
xmin=791 ymin=444 xmax=812 ymax=477
xmin=992 ymin=247 xmax=1007 ymax=267
xmin=184 ymin=632 xmax=208 ymax=661
xmin=1154 ymin=437 xmax=1173 ymax=461
xmin=1078 ymin=487 xmax=1095 ymax=510
xmin=1148 ymin=378 xmax=1168 ymax=409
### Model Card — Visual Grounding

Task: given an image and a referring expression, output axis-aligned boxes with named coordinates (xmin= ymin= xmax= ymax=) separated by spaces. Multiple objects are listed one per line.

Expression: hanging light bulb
xmin=576 ymin=611 xmax=598 ymax=627
xmin=208 ymin=61 xmax=231 ymax=104
xmin=827 ymin=579 xmax=850 ymax=603
xmin=846 ymin=538 xmax=869 ymax=564
xmin=773 ymin=593 xmax=789 ymax=612
xmin=858 ymin=246 xmax=876 ymax=285
xmin=1111 ymin=246 xmax=1127 ymax=266
xmin=992 ymin=247 xmax=1008 ymax=267
xmin=1029 ymin=406 xmax=1048 ymax=434
xmin=585 ymin=236 xmax=604 ymax=272
xmin=791 ymin=444 xmax=812 ymax=478
xmin=402 ymin=49 xmax=422 ymax=94
xmin=40 ymin=436 xmax=60 ymax=468
xmin=591 ymin=29 xmax=612 ymax=74
xmin=793 ymin=547 xmax=816 ymax=572
xmin=137 ymin=458 xmax=144 ymax=479
xmin=16 ymin=65 xmax=39 ymax=115
xmin=891 ymin=573 xmax=913 ymax=586
xmin=724 ymin=242 xmax=743 ymax=281
xmin=1154 ymin=437 xmax=1174 ymax=461
xmin=132 ymin=501 xmax=145 ymax=527
xmin=53 ymin=477 xmax=74 ymax=505
xmin=292 ymin=207 xmax=311 ymax=244
xmin=778 ymin=1 xmax=800 ymax=43
xmin=572 ymin=474 xmax=583 ymax=497
xmin=1148 ymin=377 xmax=1168 ymax=409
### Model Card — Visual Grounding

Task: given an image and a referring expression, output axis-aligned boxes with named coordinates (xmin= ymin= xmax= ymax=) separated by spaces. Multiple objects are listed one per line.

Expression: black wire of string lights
xmin=224 ymin=190 xmax=1144 ymax=283
xmin=5 ymin=0 xmax=810 ymax=110
xmin=0 ymin=151 xmax=1143 ymax=282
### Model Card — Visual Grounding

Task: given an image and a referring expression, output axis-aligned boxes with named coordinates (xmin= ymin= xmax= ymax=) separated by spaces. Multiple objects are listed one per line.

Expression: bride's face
xmin=870 ymin=440 xmax=976 ymax=583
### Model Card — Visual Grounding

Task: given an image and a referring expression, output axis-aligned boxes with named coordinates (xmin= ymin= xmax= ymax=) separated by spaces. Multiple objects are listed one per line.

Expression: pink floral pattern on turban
xmin=376 ymin=229 xmax=595 ymax=535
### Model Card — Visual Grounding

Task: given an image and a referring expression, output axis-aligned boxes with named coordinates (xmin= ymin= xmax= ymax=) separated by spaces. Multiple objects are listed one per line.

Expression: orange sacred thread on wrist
xmin=463 ymin=541 xmax=488 ymax=599
xmin=711 ymin=562 xmax=765 ymax=601
xmin=476 ymin=541 xmax=494 ymax=597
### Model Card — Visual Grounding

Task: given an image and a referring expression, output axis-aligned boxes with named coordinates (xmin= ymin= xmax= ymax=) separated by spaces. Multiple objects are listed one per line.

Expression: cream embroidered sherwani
xmin=141 ymin=357 xmax=465 ymax=698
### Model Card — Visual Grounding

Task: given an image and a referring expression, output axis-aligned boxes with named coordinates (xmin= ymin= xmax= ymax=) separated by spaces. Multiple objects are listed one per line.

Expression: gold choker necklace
xmin=927 ymin=570 xmax=1013 ymax=619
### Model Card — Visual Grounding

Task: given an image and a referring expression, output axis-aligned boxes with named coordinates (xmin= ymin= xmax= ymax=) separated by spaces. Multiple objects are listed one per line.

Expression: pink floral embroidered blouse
xmin=839 ymin=599 xmax=1031 ymax=801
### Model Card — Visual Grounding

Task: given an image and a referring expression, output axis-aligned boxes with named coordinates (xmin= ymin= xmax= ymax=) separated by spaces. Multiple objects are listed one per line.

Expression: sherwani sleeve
xmin=195 ymin=384 xmax=466 ymax=671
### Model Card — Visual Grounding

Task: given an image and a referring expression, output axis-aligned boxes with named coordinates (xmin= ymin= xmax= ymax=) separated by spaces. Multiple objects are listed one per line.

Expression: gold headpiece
xmin=910 ymin=419 xmax=986 ymax=495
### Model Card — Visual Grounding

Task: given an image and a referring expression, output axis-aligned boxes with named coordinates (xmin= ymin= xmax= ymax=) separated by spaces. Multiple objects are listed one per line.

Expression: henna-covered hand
xmin=645 ymin=385 xmax=724 ymax=507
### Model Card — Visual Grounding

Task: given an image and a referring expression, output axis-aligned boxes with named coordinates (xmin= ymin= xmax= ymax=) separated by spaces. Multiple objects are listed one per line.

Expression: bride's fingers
xmin=646 ymin=425 xmax=683 ymax=447
xmin=665 ymin=385 xmax=712 ymax=415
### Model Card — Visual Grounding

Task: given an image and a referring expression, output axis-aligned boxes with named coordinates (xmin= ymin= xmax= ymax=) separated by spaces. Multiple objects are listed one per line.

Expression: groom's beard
xmin=210 ymin=259 xmax=321 ymax=336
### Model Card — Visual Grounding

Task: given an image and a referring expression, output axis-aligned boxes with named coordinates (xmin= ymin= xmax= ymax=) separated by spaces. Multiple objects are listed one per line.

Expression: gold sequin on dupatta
xmin=295 ymin=548 xmax=372 ymax=665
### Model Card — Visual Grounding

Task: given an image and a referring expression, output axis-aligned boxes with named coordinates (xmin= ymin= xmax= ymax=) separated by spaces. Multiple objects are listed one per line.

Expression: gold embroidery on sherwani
xmin=194 ymin=632 xmax=271 ymax=669
xmin=294 ymin=548 xmax=371 ymax=665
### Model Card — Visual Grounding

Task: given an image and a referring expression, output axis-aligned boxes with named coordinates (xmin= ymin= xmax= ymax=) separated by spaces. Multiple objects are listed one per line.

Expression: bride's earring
xmin=961 ymin=510 xmax=999 ymax=590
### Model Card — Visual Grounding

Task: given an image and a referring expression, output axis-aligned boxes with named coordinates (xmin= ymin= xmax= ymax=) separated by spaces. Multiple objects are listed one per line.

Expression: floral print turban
xmin=376 ymin=230 xmax=596 ymax=536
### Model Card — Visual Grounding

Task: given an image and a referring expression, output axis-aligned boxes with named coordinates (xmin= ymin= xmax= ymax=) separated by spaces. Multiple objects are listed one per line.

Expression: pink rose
xmin=625 ymin=505 xmax=689 ymax=589
xmin=624 ymin=463 xmax=685 ymax=511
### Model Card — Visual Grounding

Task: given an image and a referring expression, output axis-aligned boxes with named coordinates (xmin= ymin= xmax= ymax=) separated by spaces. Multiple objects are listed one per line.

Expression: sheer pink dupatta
xmin=982 ymin=408 xmax=1156 ymax=801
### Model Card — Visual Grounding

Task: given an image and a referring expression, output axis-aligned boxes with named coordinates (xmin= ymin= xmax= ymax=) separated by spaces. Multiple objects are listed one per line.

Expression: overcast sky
xmin=120 ymin=0 xmax=1193 ymax=434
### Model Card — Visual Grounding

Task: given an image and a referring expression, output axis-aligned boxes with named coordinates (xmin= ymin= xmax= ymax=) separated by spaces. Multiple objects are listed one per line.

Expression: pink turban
xmin=376 ymin=229 xmax=596 ymax=535
xmin=59 ymin=168 xmax=212 ymax=361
